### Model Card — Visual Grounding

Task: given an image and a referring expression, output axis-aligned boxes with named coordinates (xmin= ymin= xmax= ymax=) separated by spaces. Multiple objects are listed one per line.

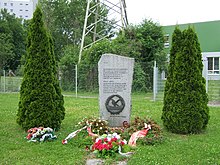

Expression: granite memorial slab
xmin=98 ymin=54 xmax=134 ymax=127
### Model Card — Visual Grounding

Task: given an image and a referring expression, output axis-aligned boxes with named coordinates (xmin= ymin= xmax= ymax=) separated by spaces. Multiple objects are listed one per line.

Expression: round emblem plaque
xmin=105 ymin=95 xmax=125 ymax=114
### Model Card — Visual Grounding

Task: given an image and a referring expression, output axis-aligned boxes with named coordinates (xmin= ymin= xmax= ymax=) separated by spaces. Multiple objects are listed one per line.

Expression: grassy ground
xmin=0 ymin=93 xmax=220 ymax=165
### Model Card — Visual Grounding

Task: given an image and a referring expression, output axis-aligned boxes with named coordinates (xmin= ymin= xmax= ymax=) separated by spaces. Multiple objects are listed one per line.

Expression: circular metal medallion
xmin=105 ymin=95 xmax=125 ymax=114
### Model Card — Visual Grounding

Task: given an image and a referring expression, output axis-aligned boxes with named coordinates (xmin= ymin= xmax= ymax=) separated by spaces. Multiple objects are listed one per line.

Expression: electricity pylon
xmin=78 ymin=0 xmax=128 ymax=63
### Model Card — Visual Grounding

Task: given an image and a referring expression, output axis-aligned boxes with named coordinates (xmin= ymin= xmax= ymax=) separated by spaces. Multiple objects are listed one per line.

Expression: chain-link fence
xmin=0 ymin=70 xmax=22 ymax=92
xmin=153 ymin=60 xmax=220 ymax=102
xmin=59 ymin=62 xmax=155 ymax=97
xmin=1 ymin=61 xmax=220 ymax=103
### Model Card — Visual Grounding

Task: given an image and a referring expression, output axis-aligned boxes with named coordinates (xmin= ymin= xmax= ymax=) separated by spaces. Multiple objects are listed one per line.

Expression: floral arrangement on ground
xmin=25 ymin=127 xmax=57 ymax=142
xmin=62 ymin=116 xmax=163 ymax=158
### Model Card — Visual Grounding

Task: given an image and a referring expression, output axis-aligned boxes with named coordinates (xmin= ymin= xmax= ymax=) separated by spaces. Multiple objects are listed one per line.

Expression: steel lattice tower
xmin=78 ymin=0 xmax=128 ymax=63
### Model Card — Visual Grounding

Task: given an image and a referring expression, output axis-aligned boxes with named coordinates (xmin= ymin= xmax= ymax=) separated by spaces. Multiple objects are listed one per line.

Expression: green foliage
xmin=135 ymin=19 xmax=165 ymax=63
xmin=135 ymin=20 xmax=166 ymax=90
xmin=59 ymin=45 xmax=79 ymax=91
xmin=39 ymin=0 xmax=111 ymax=61
xmin=132 ymin=63 xmax=147 ymax=92
xmin=111 ymin=27 xmax=142 ymax=59
xmin=79 ymin=20 xmax=166 ymax=92
xmin=162 ymin=26 xmax=209 ymax=134
xmin=16 ymin=6 xmax=65 ymax=131
xmin=0 ymin=9 xmax=26 ymax=71
xmin=0 ymin=33 xmax=14 ymax=70
xmin=83 ymin=39 xmax=112 ymax=65
xmin=162 ymin=27 xmax=182 ymax=128
xmin=78 ymin=39 xmax=112 ymax=91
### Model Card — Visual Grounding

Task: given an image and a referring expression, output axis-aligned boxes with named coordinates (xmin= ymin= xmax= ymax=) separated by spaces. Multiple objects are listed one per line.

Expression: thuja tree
xmin=16 ymin=6 xmax=65 ymax=131
xmin=161 ymin=27 xmax=182 ymax=129
xmin=162 ymin=27 xmax=209 ymax=134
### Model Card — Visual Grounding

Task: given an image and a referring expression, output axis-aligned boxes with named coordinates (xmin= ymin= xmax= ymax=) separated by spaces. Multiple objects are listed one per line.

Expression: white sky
xmin=125 ymin=0 xmax=220 ymax=25
xmin=11 ymin=0 xmax=220 ymax=26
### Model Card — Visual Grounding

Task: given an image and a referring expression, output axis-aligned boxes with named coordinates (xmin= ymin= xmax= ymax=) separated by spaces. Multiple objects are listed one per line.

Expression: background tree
xmin=0 ymin=9 xmax=25 ymax=72
xmin=79 ymin=39 xmax=112 ymax=91
xmin=17 ymin=6 xmax=65 ymax=130
xmin=59 ymin=45 xmax=79 ymax=91
xmin=135 ymin=19 xmax=166 ymax=90
xmin=39 ymin=0 xmax=111 ymax=61
xmin=162 ymin=27 xmax=209 ymax=134
xmin=0 ymin=33 xmax=14 ymax=70
xmin=77 ymin=19 xmax=166 ymax=92
xmin=78 ymin=20 xmax=166 ymax=92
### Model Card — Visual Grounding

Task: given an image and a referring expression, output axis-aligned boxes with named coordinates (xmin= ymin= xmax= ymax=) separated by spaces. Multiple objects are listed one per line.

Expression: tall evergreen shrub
xmin=162 ymin=27 xmax=182 ymax=123
xmin=16 ymin=6 xmax=65 ymax=131
xmin=162 ymin=26 xmax=209 ymax=134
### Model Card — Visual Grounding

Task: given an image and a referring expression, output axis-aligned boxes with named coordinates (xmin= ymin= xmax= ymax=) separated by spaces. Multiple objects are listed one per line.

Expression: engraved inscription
xmin=103 ymin=68 xmax=128 ymax=80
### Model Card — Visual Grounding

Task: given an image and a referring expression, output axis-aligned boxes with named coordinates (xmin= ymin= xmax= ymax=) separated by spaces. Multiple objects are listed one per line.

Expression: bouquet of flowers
xmin=26 ymin=127 xmax=57 ymax=142
xmin=91 ymin=133 xmax=129 ymax=158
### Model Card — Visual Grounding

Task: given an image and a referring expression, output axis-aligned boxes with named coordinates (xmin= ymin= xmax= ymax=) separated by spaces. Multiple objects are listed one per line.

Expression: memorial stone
xmin=98 ymin=54 xmax=134 ymax=127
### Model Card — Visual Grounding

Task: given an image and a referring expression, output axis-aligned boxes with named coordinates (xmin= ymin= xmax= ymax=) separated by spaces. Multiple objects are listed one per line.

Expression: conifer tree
xmin=162 ymin=26 xmax=209 ymax=134
xmin=162 ymin=27 xmax=182 ymax=126
xmin=16 ymin=6 xmax=65 ymax=131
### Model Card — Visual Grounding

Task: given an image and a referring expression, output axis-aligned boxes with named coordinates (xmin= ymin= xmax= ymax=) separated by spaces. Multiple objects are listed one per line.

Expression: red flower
xmin=26 ymin=133 xmax=32 ymax=140
xmin=62 ymin=139 xmax=67 ymax=144
xmin=120 ymin=141 xmax=125 ymax=146
xmin=27 ymin=129 xmax=32 ymax=133
xmin=111 ymin=137 xmax=117 ymax=142
xmin=103 ymin=144 xmax=109 ymax=150
xmin=107 ymin=143 xmax=113 ymax=149
xmin=97 ymin=139 xmax=102 ymax=144
xmin=104 ymin=138 xmax=108 ymax=142
xmin=97 ymin=144 xmax=104 ymax=151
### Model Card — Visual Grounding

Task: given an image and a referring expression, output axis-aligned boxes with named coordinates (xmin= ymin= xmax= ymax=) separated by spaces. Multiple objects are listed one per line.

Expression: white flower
xmin=116 ymin=134 xmax=120 ymax=140
xmin=100 ymin=127 xmax=102 ymax=130
xmin=112 ymin=132 xmax=120 ymax=140
xmin=107 ymin=134 xmax=112 ymax=141
xmin=107 ymin=137 xmax=111 ymax=142
xmin=122 ymin=139 xmax=127 ymax=144
xmin=112 ymin=133 xmax=117 ymax=137
xmin=95 ymin=138 xmax=101 ymax=143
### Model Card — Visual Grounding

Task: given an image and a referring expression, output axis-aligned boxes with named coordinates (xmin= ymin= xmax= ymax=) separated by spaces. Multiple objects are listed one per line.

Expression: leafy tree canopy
xmin=0 ymin=9 xmax=26 ymax=72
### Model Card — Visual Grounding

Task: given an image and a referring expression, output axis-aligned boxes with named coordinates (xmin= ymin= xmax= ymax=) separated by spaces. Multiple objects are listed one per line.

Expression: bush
xmin=162 ymin=26 xmax=209 ymax=134
xmin=16 ymin=6 xmax=65 ymax=131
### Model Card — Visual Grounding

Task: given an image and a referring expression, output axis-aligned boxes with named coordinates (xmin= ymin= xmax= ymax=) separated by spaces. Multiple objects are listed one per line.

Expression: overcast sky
xmin=12 ymin=0 xmax=220 ymax=25
xmin=125 ymin=0 xmax=220 ymax=25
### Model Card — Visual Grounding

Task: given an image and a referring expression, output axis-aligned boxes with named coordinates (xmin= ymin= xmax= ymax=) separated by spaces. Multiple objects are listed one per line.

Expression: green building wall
xmin=162 ymin=20 xmax=220 ymax=53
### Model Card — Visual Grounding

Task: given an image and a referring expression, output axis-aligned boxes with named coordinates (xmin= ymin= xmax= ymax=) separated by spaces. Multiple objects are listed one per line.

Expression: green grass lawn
xmin=0 ymin=93 xmax=220 ymax=165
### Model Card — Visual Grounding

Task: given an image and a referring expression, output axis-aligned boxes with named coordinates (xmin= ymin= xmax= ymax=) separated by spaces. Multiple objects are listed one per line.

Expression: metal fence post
xmin=153 ymin=61 xmax=157 ymax=101
xmin=75 ymin=64 xmax=78 ymax=98
xmin=3 ymin=70 xmax=6 ymax=92
xmin=202 ymin=57 xmax=208 ymax=92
